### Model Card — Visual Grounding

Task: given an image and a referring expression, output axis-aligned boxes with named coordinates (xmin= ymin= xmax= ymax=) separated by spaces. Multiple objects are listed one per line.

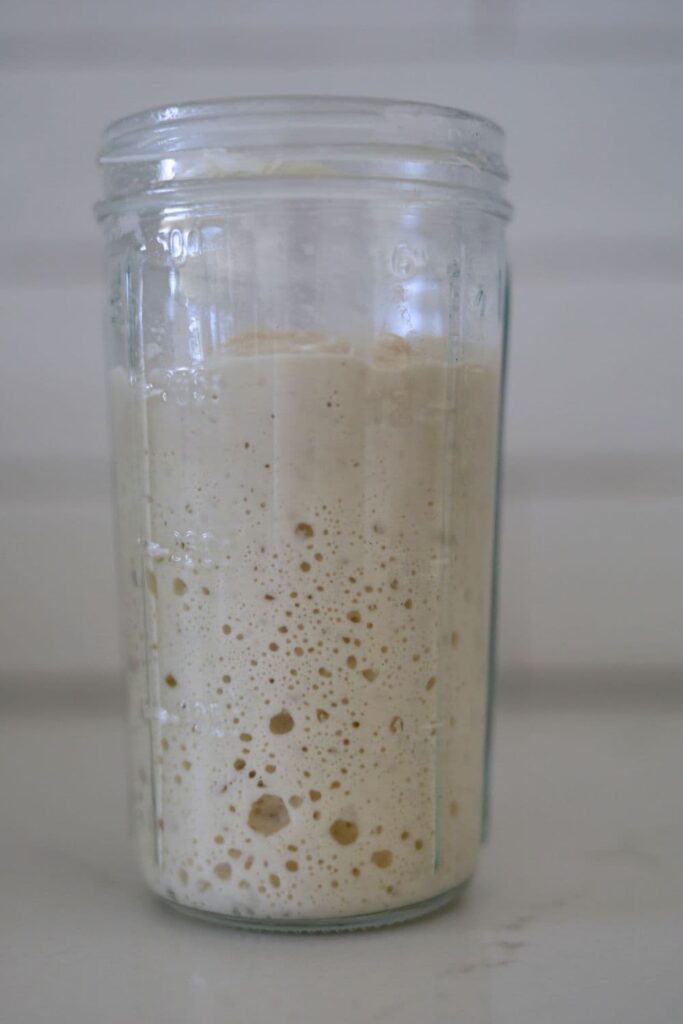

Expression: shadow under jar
xmin=95 ymin=96 xmax=512 ymax=932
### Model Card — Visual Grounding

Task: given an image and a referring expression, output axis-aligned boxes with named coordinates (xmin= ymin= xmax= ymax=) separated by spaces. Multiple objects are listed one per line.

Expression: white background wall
xmin=2 ymin=0 xmax=682 ymax=686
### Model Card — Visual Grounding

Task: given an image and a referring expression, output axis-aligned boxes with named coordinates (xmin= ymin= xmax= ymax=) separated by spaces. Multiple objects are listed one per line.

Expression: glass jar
xmin=96 ymin=96 xmax=511 ymax=932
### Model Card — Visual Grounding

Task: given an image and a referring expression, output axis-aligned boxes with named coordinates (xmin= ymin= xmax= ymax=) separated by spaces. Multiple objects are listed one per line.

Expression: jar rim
xmin=102 ymin=94 xmax=505 ymax=156
xmin=97 ymin=95 xmax=510 ymax=220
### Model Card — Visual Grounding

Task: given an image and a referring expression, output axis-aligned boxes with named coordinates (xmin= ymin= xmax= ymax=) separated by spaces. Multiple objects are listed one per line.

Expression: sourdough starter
xmin=114 ymin=335 xmax=499 ymax=922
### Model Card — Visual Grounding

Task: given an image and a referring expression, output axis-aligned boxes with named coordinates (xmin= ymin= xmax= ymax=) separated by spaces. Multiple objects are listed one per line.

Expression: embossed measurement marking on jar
xmin=143 ymin=530 xmax=232 ymax=567
xmin=157 ymin=226 xmax=202 ymax=264
xmin=146 ymin=367 xmax=225 ymax=406
xmin=143 ymin=701 xmax=230 ymax=737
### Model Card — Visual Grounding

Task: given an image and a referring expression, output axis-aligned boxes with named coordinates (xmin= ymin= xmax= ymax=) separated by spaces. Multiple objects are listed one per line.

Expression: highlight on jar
xmin=96 ymin=96 xmax=512 ymax=932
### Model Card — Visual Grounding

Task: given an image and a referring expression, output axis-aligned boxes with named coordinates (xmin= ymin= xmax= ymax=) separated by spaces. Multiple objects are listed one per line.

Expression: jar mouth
xmin=97 ymin=95 xmax=511 ymax=219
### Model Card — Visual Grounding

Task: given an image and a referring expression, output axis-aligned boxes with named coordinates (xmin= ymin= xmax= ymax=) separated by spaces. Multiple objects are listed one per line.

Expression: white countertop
xmin=1 ymin=680 xmax=681 ymax=1024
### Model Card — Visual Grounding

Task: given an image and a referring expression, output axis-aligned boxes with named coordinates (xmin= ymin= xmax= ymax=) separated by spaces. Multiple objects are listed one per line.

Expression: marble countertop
xmin=1 ymin=679 xmax=681 ymax=1024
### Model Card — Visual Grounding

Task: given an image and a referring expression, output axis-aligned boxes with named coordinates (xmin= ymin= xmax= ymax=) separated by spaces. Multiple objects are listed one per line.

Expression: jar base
xmin=157 ymin=879 xmax=471 ymax=934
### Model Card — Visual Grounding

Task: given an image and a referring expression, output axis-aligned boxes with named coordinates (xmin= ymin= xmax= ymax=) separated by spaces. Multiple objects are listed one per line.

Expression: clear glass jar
xmin=96 ymin=96 xmax=511 ymax=932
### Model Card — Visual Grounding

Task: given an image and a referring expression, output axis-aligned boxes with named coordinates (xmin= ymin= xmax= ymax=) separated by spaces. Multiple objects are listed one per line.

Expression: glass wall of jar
xmin=96 ymin=96 xmax=512 ymax=931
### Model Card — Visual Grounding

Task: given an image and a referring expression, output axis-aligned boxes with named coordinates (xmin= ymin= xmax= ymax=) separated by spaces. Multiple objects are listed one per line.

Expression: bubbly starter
xmin=114 ymin=336 xmax=499 ymax=923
